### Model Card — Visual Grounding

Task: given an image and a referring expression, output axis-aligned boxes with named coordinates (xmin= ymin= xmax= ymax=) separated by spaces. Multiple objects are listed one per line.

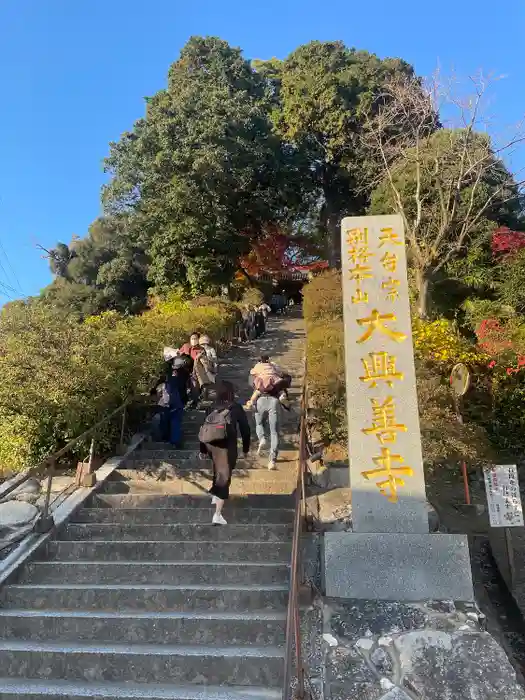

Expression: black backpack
xmin=198 ymin=406 xmax=233 ymax=445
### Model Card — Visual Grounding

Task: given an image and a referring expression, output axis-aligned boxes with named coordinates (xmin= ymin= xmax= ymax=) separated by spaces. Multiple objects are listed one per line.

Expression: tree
xmin=262 ymin=42 xmax=419 ymax=266
xmin=367 ymin=73 xmax=524 ymax=317
xmin=239 ymin=224 xmax=320 ymax=277
xmin=40 ymin=279 xmax=108 ymax=319
xmin=41 ymin=216 xmax=149 ymax=316
xmin=104 ymin=36 xmax=304 ymax=294
xmin=492 ymin=226 xmax=525 ymax=257
xmin=38 ymin=242 xmax=76 ymax=279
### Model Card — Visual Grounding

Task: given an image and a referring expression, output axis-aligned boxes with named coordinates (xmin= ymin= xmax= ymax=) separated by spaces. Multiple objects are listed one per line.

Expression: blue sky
xmin=0 ymin=0 xmax=524 ymax=300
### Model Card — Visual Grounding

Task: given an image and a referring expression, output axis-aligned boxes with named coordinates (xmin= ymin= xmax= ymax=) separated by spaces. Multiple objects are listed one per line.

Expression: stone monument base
xmin=324 ymin=532 xmax=473 ymax=601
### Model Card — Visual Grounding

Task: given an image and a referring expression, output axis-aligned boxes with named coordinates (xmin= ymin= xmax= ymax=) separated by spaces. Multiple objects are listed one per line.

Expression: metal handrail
xmin=282 ymin=365 xmax=309 ymax=700
xmin=0 ymin=399 xmax=130 ymax=532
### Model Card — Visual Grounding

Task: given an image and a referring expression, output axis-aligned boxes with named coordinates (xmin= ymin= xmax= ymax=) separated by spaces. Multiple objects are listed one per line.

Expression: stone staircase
xmin=0 ymin=314 xmax=305 ymax=699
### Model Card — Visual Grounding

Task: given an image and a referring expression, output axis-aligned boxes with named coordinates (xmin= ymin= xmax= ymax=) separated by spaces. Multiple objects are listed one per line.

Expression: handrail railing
xmin=282 ymin=362 xmax=309 ymax=699
xmin=0 ymin=399 xmax=131 ymax=533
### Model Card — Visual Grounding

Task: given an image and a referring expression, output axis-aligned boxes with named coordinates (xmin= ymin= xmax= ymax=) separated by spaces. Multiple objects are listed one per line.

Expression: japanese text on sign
xmin=342 ymin=214 xmax=428 ymax=533
xmin=484 ymin=465 xmax=523 ymax=528
xmin=344 ymin=226 xmax=411 ymax=502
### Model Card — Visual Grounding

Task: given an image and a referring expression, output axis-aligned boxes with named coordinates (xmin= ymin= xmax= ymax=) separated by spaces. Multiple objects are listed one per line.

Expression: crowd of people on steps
xmin=150 ymin=303 xmax=294 ymax=525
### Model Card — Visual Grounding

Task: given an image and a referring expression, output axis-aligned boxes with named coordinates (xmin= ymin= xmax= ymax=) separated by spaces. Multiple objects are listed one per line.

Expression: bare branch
xmin=363 ymin=67 xmax=525 ymax=314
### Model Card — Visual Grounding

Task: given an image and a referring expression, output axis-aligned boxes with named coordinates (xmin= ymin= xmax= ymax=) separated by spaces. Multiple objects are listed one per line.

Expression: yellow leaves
xmin=0 ymin=297 xmax=237 ymax=474
xmin=412 ymin=318 xmax=486 ymax=367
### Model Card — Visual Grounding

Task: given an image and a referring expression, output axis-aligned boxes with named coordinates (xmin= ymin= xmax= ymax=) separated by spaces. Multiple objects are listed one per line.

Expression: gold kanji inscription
xmin=379 ymin=227 xmax=402 ymax=248
xmin=381 ymin=252 xmax=398 ymax=273
xmin=362 ymin=396 xmax=407 ymax=444
xmin=360 ymin=352 xmax=404 ymax=388
xmin=348 ymin=246 xmax=374 ymax=266
xmin=349 ymin=264 xmax=373 ymax=283
xmin=356 ymin=310 xmax=407 ymax=344
xmin=352 ymin=287 xmax=369 ymax=304
xmin=361 ymin=448 xmax=414 ymax=503
xmin=382 ymin=277 xmax=401 ymax=302
xmin=346 ymin=227 xmax=368 ymax=246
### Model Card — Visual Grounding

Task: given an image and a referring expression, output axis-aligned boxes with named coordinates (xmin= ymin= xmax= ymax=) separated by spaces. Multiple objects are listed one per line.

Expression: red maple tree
xmin=239 ymin=224 xmax=320 ymax=277
xmin=492 ymin=226 xmax=525 ymax=258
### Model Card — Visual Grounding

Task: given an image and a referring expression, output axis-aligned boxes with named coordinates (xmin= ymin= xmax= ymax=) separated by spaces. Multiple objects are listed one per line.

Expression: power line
xmin=0 ymin=277 xmax=17 ymax=295
xmin=0 ymin=283 xmax=15 ymax=301
xmin=0 ymin=237 xmax=24 ymax=296
xmin=0 ymin=255 xmax=15 ymax=296
xmin=0 ymin=199 xmax=25 ymax=297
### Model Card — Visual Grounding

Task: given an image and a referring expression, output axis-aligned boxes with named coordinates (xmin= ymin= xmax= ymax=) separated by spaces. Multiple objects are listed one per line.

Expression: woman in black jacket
xmin=199 ymin=381 xmax=251 ymax=525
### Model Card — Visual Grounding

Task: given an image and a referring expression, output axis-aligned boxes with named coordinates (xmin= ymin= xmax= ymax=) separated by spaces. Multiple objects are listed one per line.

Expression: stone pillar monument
xmin=324 ymin=215 xmax=473 ymax=601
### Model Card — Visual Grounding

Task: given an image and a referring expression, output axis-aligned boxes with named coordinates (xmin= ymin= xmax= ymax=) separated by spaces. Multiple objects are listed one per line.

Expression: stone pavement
xmin=309 ymin=598 xmax=525 ymax=700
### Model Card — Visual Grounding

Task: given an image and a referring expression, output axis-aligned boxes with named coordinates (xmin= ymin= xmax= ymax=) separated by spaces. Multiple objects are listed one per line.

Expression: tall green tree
xmin=42 ymin=216 xmax=149 ymax=316
xmin=104 ymin=36 xmax=304 ymax=294
xmin=257 ymin=42 xmax=419 ymax=265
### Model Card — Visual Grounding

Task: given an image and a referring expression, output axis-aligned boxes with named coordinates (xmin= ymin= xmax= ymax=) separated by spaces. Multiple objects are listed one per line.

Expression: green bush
xmin=0 ymin=297 xmax=237 ymax=474
xmin=303 ymin=270 xmax=343 ymax=324
xmin=303 ymin=271 xmax=346 ymax=444
xmin=306 ymin=318 xmax=347 ymax=444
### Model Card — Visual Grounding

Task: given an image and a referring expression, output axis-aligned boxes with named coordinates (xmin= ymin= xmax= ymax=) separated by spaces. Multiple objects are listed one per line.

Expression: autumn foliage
xmin=239 ymin=225 xmax=318 ymax=277
xmin=491 ymin=226 xmax=525 ymax=258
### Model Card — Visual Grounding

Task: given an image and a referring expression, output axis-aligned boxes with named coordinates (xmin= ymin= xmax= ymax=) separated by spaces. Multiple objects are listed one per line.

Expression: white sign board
xmin=484 ymin=465 xmax=524 ymax=528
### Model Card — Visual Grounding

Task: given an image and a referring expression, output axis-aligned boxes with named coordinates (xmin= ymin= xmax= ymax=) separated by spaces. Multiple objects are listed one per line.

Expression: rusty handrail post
xmin=79 ymin=438 xmax=98 ymax=488
xmin=282 ymin=361 xmax=309 ymax=700
xmin=34 ymin=459 xmax=55 ymax=534
xmin=120 ymin=404 xmax=127 ymax=451
xmin=87 ymin=438 xmax=96 ymax=472
xmin=42 ymin=460 xmax=54 ymax=520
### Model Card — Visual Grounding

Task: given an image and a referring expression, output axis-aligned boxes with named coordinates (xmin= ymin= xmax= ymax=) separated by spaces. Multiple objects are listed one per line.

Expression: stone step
xmin=181 ymin=411 xmax=207 ymax=422
xmin=18 ymin=561 xmax=290 ymax=585
xmin=0 ymin=610 xmax=286 ymax=646
xmin=117 ymin=460 xmax=281 ymax=472
xmin=124 ymin=448 xmax=298 ymax=463
xmin=56 ymin=523 xmax=293 ymax=542
xmin=87 ymin=494 xmax=295 ymax=510
xmin=126 ymin=449 xmax=202 ymax=461
xmin=0 ymin=679 xmax=281 ymax=700
xmin=1 ymin=583 xmax=289 ymax=613
xmin=220 ymin=370 xmax=303 ymax=377
xmin=140 ymin=441 xmax=202 ymax=451
xmin=72 ymin=507 xmax=295 ymax=525
xmin=141 ymin=442 xmax=203 ymax=450
xmin=0 ymin=640 xmax=284 ymax=686
xmin=100 ymin=476 xmax=297 ymax=496
xmin=44 ymin=540 xmax=292 ymax=563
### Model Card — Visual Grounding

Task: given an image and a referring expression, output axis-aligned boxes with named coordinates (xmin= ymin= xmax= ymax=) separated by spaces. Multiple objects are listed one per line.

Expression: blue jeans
xmin=255 ymin=395 xmax=280 ymax=462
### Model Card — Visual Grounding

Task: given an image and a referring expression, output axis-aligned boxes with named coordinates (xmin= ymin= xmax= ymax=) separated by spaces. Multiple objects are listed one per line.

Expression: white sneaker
xmin=268 ymin=460 xmax=276 ymax=471
xmin=257 ymin=439 xmax=268 ymax=455
xmin=211 ymin=495 xmax=218 ymax=505
xmin=212 ymin=512 xmax=227 ymax=526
